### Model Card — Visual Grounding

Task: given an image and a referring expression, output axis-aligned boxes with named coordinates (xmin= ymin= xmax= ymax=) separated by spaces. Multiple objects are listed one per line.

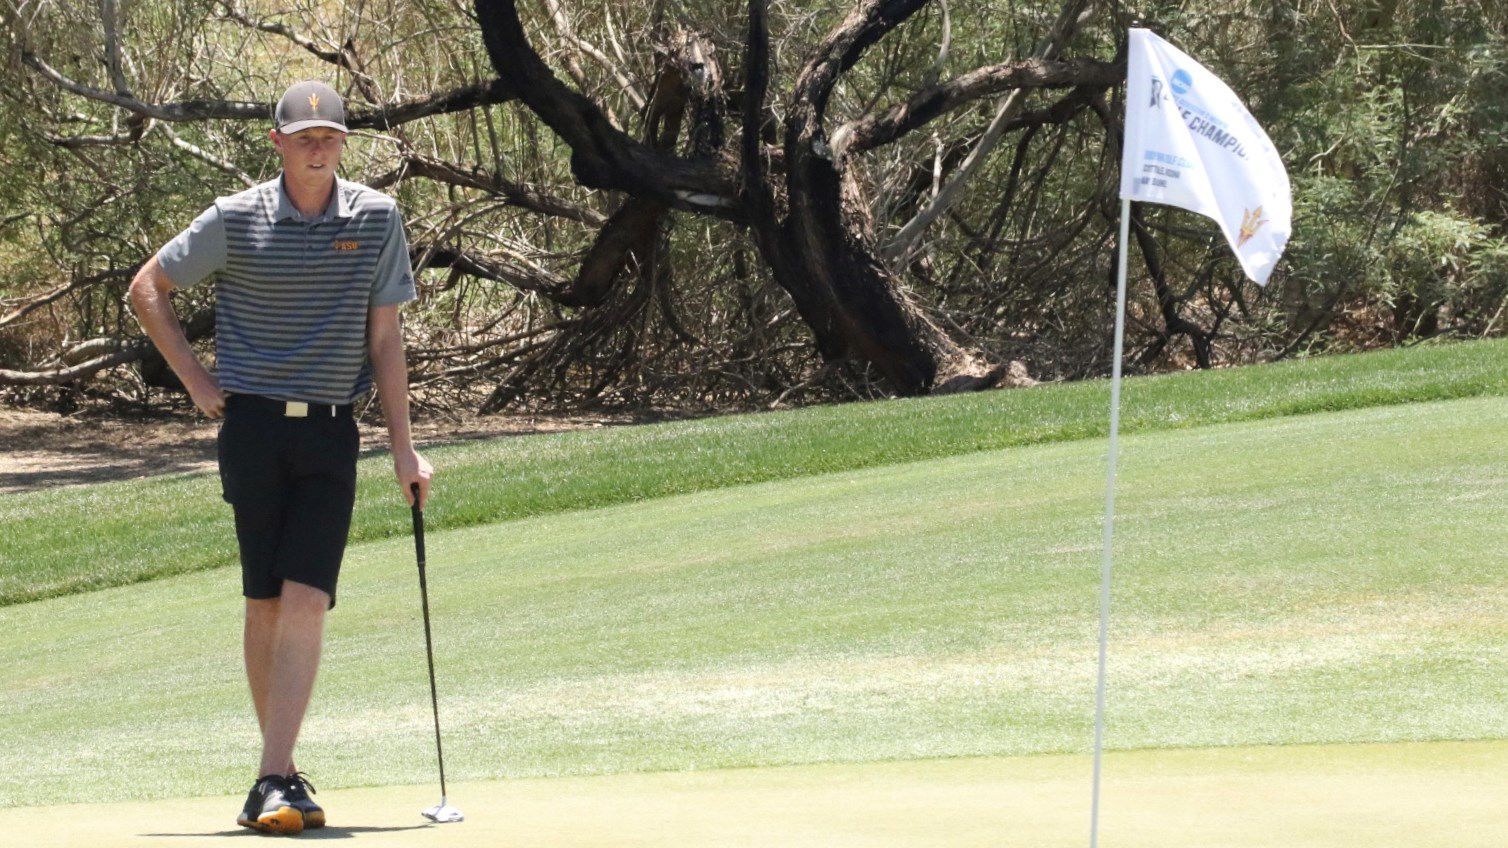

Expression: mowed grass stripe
xmin=1 ymin=395 xmax=1503 ymax=806
xmin=3 ymin=337 xmax=1506 ymax=606
xmin=4 ymin=742 xmax=1504 ymax=846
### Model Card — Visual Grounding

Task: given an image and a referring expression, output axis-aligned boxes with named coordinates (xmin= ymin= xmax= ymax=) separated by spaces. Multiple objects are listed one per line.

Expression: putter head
xmin=422 ymin=800 xmax=464 ymax=823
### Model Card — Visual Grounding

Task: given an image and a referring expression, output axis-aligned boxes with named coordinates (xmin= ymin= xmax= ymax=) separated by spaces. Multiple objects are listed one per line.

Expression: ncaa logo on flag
xmin=1122 ymin=28 xmax=1291 ymax=286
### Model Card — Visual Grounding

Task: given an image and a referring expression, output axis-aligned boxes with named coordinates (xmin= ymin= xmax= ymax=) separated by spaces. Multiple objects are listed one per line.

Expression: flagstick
xmin=1090 ymin=195 xmax=1132 ymax=848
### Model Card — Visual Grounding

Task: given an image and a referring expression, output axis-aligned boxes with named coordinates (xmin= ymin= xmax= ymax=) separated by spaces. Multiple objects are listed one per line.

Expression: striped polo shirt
xmin=156 ymin=174 xmax=417 ymax=405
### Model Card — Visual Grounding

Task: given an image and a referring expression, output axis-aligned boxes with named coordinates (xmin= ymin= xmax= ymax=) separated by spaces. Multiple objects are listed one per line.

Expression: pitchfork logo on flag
xmin=1121 ymin=28 xmax=1291 ymax=285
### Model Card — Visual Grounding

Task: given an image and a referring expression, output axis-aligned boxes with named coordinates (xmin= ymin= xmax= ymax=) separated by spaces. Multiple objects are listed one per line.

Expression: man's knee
xmin=278 ymin=580 xmax=331 ymax=618
xmin=246 ymin=597 xmax=280 ymax=627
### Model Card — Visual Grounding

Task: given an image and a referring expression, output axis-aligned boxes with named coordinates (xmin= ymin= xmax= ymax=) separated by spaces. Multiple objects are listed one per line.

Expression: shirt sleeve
xmin=370 ymin=211 xmax=418 ymax=307
xmin=155 ymin=204 xmax=226 ymax=289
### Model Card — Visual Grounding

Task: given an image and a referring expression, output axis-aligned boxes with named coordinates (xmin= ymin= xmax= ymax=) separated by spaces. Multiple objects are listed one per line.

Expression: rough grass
xmin=2 ymin=338 xmax=1506 ymax=607
xmin=2 ymin=394 xmax=1503 ymax=807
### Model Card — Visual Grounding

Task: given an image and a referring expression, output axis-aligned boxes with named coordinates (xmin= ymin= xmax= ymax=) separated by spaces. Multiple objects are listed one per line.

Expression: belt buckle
xmin=285 ymin=401 xmax=309 ymax=418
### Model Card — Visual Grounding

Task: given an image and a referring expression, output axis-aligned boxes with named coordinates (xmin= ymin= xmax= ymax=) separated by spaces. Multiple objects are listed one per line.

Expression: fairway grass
xmin=2 ymin=395 xmax=1503 ymax=808
xmin=3 ymin=741 xmax=1503 ymax=847
xmin=4 ymin=337 xmax=1507 ymax=606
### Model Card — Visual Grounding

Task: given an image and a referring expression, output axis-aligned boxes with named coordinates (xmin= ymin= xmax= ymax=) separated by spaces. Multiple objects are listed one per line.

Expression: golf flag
xmin=1121 ymin=28 xmax=1291 ymax=285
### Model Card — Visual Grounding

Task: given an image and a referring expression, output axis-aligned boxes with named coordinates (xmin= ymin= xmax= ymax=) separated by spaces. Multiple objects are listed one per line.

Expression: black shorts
xmin=217 ymin=393 xmax=360 ymax=609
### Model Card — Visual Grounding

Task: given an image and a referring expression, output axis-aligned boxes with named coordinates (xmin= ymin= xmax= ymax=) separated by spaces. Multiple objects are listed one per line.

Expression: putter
xmin=411 ymin=484 xmax=464 ymax=824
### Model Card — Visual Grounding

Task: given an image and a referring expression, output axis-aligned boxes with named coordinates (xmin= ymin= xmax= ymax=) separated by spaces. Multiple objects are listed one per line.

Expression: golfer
xmin=128 ymin=80 xmax=433 ymax=835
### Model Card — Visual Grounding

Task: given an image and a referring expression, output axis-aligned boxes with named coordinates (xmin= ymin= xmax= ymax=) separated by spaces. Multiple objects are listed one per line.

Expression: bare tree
xmin=16 ymin=0 xmax=1318 ymax=414
xmin=471 ymin=0 xmax=1116 ymax=394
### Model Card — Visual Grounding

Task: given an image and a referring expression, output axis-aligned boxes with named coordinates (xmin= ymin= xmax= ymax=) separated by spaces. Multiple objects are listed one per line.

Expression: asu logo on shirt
xmin=332 ymin=240 xmax=360 ymax=251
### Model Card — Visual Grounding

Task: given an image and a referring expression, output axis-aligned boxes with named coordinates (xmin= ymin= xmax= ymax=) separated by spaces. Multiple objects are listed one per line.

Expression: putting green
xmin=3 ymin=396 xmax=1505 ymax=815
xmin=5 ymin=741 xmax=1502 ymax=846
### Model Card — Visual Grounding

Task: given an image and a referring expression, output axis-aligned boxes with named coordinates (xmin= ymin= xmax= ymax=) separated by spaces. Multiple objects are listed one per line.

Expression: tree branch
xmin=0 ymin=345 xmax=148 ymax=385
xmin=882 ymin=0 xmax=1095 ymax=264
xmin=0 ymin=268 xmax=135 ymax=330
xmin=739 ymin=0 xmax=774 ymax=218
xmin=22 ymin=47 xmax=512 ymax=127
xmin=369 ymin=153 xmax=607 ymax=224
xmin=0 ymin=308 xmax=211 ymax=386
xmin=540 ymin=0 xmax=646 ymax=112
xmin=472 ymin=0 xmax=737 ymax=216
xmin=412 ymin=242 xmax=571 ymax=296
xmin=98 ymin=0 xmax=134 ymax=96
xmin=157 ymin=123 xmax=256 ymax=187
xmin=353 ymin=79 xmax=515 ymax=130
xmin=837 ymin=57 xmax=1120 ymax=154
xmin=212 ymin=0 xmax=380 ymax=92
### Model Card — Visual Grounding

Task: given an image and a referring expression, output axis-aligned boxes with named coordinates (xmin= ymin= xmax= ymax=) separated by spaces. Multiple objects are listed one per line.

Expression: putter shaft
xmin=411 ymin=484 xmax=449 ymax=803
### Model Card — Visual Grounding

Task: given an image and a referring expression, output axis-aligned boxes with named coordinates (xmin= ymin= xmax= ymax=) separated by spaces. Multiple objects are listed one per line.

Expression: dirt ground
xmin=0 ymin=405 xmax=633 ymax=495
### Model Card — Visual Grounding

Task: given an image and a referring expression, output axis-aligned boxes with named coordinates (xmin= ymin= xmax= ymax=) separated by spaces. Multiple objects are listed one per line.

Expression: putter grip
xmin=410 ymin=483 xmax=425 ymax=565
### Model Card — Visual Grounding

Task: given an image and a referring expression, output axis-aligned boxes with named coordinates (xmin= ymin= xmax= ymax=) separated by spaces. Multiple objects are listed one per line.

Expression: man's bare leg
xmin=257 ymin=580 xmax=328 ymax=778
xmin=244 ymin=597 xmax=297 ymax=776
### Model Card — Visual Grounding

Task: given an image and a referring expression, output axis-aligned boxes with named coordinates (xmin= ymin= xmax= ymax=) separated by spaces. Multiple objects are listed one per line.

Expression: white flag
xmin=1121 ymin=28 xmax=1291 ymax=285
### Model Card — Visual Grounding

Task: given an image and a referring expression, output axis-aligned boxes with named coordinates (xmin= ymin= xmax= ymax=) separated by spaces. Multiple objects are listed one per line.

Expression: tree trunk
xmin=741 ymin=0 xmax=1020 ymax=393
xmin=475 ymin=0 xmax=1030 ymax=398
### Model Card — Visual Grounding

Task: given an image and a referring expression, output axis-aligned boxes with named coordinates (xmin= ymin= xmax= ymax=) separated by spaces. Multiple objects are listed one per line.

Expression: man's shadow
xmin=142 ymin=824 xmax=433 ymax=839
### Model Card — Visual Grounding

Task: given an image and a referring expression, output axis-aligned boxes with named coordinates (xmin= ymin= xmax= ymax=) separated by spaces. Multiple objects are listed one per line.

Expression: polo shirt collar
xmin=272 ymin=173 xmax=352 ymax=223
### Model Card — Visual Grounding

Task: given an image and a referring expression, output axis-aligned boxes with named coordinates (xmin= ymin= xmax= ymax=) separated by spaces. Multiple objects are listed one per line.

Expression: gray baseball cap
xmin=274 ymin=81 xmax=348 ymax=134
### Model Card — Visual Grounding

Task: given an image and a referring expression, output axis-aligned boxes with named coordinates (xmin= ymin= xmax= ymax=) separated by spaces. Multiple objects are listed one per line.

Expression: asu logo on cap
xmin=274 ymin=81 xmax=347 ymax=134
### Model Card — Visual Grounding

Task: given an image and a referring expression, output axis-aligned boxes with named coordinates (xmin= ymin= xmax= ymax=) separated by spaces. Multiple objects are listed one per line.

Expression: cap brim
xmin=278 ymin=119 xmax=348 ymax=134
